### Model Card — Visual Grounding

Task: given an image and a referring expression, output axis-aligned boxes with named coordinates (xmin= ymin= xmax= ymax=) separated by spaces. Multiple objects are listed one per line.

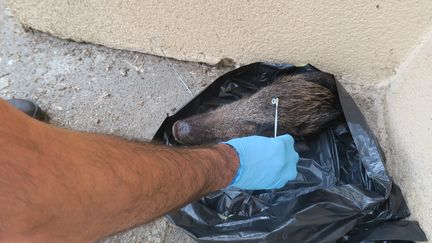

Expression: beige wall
xmin=6 ymin=0 xmax=432 ymax=240
xmin=6 ymin=0 xmax=432 ymax=85
xmin=386 ymin=29 xmax=432 ymax=238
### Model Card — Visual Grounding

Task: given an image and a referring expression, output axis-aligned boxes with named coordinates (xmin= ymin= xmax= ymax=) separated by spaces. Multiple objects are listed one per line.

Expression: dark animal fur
xmin=172 ymin=72 xmax=341 ymax=145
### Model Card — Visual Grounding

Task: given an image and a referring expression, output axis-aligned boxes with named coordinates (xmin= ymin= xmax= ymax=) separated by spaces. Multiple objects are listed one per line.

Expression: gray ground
xmin=0 ymin=1 xmax=233 ymax=242
xmin=1 ymin=0 xmax=392 ymax=242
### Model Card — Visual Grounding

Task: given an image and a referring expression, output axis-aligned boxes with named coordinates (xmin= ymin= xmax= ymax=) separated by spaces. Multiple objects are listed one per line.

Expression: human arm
xmin=0 ymin=98 xmax=299 ymax=242
xmin=0 ymin=99 xmax=238 ymax=242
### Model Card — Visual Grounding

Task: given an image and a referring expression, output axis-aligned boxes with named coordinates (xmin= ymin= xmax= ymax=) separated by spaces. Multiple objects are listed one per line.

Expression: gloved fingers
xmin=279 ymin=149 xmax=299 ymax=180
xmin=290 ymin=151 xmax=300 ymax=164
xmin=272 ymin=175 xmax=290 ymax=189
xmin=266 ymin=159 xmax=299 ymax=189
xmin=277 ymin=134 xmax=295 ymax=150
xmin=284 ymin=162 xmax=299 ymax=181
xmin=226 ymin=135 xmax=300 ymax=190
xmin=278 ymin=134 xmax=299 ymax=163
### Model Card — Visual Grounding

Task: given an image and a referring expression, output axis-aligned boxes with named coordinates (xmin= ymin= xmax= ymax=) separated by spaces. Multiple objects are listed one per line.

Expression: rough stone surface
xmin=0 ymin=1 xmax=226 ymax=241
xmin=0 ymin=0 xmax=231 ymax=141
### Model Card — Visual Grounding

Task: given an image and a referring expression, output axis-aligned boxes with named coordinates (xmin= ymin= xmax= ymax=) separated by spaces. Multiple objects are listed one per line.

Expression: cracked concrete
xmin=0 ymin=0 xmax=232 ymax=241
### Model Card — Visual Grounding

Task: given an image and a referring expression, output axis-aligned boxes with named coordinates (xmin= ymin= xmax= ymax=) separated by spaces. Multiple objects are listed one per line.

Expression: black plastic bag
xmin=153 ymin=63 xmax=427 ymax=242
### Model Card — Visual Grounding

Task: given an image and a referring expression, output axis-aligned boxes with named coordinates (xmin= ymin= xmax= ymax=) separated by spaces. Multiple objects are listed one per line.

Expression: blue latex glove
xmin=225 ymin=135 xmax=299 ymax=190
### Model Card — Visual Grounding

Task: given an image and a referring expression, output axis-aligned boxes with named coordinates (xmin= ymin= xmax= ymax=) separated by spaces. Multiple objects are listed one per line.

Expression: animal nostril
xmin=172 ymin=120 xmax=191 ymax=142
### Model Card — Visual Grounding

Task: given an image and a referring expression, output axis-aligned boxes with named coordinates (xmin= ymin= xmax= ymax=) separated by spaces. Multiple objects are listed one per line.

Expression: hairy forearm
xmin=0 ymin=100 xmax=238 ymax=242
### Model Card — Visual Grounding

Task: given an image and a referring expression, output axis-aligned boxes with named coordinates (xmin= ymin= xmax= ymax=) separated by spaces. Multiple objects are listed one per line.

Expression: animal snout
xmin=172 ymin=120 xmax=191 ymax=143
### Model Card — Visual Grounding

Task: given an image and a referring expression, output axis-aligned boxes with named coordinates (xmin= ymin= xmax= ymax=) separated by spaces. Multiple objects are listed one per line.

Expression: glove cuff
xmin=223 ymin=141 xmax=243 ymax=186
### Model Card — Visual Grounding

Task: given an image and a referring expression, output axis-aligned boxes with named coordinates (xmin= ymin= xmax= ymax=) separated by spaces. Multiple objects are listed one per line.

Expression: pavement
xmin=0 ymin=0 xmax=233 ymax=242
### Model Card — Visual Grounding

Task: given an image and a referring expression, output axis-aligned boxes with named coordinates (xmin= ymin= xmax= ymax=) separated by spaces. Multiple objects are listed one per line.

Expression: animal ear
xmin=300 ymin=71 xmax=338 ymax=94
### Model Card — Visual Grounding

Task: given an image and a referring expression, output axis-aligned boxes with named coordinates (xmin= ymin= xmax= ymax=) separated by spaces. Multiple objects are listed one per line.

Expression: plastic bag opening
xmin=153 ymin=63 xmax=427 ymax=243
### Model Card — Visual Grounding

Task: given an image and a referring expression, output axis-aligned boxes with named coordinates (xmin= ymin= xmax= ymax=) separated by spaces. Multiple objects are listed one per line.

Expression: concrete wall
xmin=6 ymin=0 xmax=432 ymax=86
xmin=385 ymin=30 xmax=432 ymax=237
xmin=5 ymin=0 xmax=432 ymax=240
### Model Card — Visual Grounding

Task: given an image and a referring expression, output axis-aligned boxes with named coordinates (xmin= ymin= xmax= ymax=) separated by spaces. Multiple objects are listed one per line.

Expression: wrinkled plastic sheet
xmin=153 ymin=63 xmax=427 ymax=242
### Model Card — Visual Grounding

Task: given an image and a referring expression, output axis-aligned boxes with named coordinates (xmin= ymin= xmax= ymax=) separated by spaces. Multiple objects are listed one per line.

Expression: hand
xmin=225 ymin=135 xmax=299 ymax=190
